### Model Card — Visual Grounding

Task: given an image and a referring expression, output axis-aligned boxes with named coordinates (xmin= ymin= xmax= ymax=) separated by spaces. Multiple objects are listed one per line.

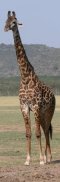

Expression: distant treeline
xmin=0 ymin=76 xmax=60 ymax=96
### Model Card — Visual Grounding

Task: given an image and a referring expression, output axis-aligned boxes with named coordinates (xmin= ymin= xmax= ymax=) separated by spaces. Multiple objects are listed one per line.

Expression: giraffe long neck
xmin=12 ymin=26 xmax=34 ymax=82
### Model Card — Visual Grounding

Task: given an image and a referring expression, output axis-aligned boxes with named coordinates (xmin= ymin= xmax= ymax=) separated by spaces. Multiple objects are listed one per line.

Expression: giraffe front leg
xmin=25 ymin=120 xmax=31 ymax=165
xmin=25 ymin=136 xmax=31 ymax=166
xmin=37 ymin=135 xmax=44 ymax=165
xmin=22 ymin=107 xmax=31 ymax=165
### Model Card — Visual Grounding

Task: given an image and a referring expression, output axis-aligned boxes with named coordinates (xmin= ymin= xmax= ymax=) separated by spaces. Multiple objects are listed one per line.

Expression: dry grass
xmin=0 ymin=96 xmax=19 ymax=106
xmin=55 ymin=95 xmax=60 ymax=107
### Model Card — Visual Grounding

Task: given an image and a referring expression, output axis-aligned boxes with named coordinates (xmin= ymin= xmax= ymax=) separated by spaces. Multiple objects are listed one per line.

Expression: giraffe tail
xmin=49 ymin=124 xmax=53 ymax=140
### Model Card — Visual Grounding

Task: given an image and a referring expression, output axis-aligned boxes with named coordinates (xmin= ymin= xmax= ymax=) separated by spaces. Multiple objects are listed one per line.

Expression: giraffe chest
xmin=19 ymin=83 xmax=40 ymax=107
xmin=19 ymin=87 xmax=39 ymax=112
xmin=19 ymin=87 xmax=36 ymax=101
xmin=19 ymin=80 xmax=54 ymax=107
xmin=19 ymin=86 xmax=46 ymax=112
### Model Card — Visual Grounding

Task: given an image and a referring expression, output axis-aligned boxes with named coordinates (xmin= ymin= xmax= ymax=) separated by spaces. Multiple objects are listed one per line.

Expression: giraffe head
xmin=4 ymin=11 xmax=22 ymax=31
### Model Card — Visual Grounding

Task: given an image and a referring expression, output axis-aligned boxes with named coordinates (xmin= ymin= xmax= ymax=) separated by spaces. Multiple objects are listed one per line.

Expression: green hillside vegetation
xmin=0 ymin=43 xmax=60 ymax=77
xmin=0 ymin=43 xmax=60 ymax=95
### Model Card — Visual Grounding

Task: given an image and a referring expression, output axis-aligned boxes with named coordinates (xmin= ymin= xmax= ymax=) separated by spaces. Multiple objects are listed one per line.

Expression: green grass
xmin=0 ymin=96 xmax=60 ymax=167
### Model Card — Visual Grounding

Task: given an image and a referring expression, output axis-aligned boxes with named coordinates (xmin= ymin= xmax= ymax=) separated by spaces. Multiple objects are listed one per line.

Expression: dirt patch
xmin=0 ymin=161 xmax=60 ymax=182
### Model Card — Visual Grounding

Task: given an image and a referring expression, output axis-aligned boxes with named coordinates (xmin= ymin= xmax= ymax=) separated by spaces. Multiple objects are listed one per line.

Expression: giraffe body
xmin=4 ymin=11 xmax=55 ymax=165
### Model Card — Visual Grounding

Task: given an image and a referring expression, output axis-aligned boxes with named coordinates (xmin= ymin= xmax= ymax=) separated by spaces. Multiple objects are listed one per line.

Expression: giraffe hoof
xmin=47 ymin=156 xmax=52 ymax=163
xmin=24 ymin=161 xmax=30 ymax=166
xmin=44 ymin=155 xmax=47 ymax=164
xmin=47 ymin=159 xmax=51 ymax=163
xmin=40 ymin=161 xmax=45 ymax=165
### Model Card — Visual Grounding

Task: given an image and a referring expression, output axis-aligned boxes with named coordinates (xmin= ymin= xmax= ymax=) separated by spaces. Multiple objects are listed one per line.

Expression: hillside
xmin=0 ymin=43 xmax=60 ymax=77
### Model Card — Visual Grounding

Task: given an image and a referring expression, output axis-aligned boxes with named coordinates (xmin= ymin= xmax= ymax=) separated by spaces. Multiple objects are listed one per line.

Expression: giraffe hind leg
xmin=34 ymin=111 xmax=44 ymax=165
xmin=43 ymin=105 xmax=55 ymax=163
xmin=44 ymin=129 xmax=52 ymax=164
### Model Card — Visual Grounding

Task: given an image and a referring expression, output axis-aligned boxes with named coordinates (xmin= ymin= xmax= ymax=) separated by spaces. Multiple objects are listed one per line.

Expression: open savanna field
xmin=0 ymin=96 xmax=60 ymax=182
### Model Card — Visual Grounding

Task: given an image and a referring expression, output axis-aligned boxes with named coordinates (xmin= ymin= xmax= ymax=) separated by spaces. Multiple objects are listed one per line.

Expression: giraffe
xmin=4 ymin=11 xmax=55 ymax=165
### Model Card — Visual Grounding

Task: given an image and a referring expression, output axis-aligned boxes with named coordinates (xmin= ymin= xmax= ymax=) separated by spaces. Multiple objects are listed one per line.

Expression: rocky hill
xmin=0 ymin=43 xmax=60 ymax=77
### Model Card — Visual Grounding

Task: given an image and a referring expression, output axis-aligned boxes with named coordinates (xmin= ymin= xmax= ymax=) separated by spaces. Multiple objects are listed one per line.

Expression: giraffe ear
xmin=8 ymin=11 xmax=11 ymax=17
xmin=12 ymin=11 xmax=16 ymax=18
xmin=17 ymin=22 xmax=23 ymax=26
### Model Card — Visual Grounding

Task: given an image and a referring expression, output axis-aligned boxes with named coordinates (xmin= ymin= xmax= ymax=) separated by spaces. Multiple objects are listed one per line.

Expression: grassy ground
xmin=0 ymin=96 xmax=60 ymax=167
